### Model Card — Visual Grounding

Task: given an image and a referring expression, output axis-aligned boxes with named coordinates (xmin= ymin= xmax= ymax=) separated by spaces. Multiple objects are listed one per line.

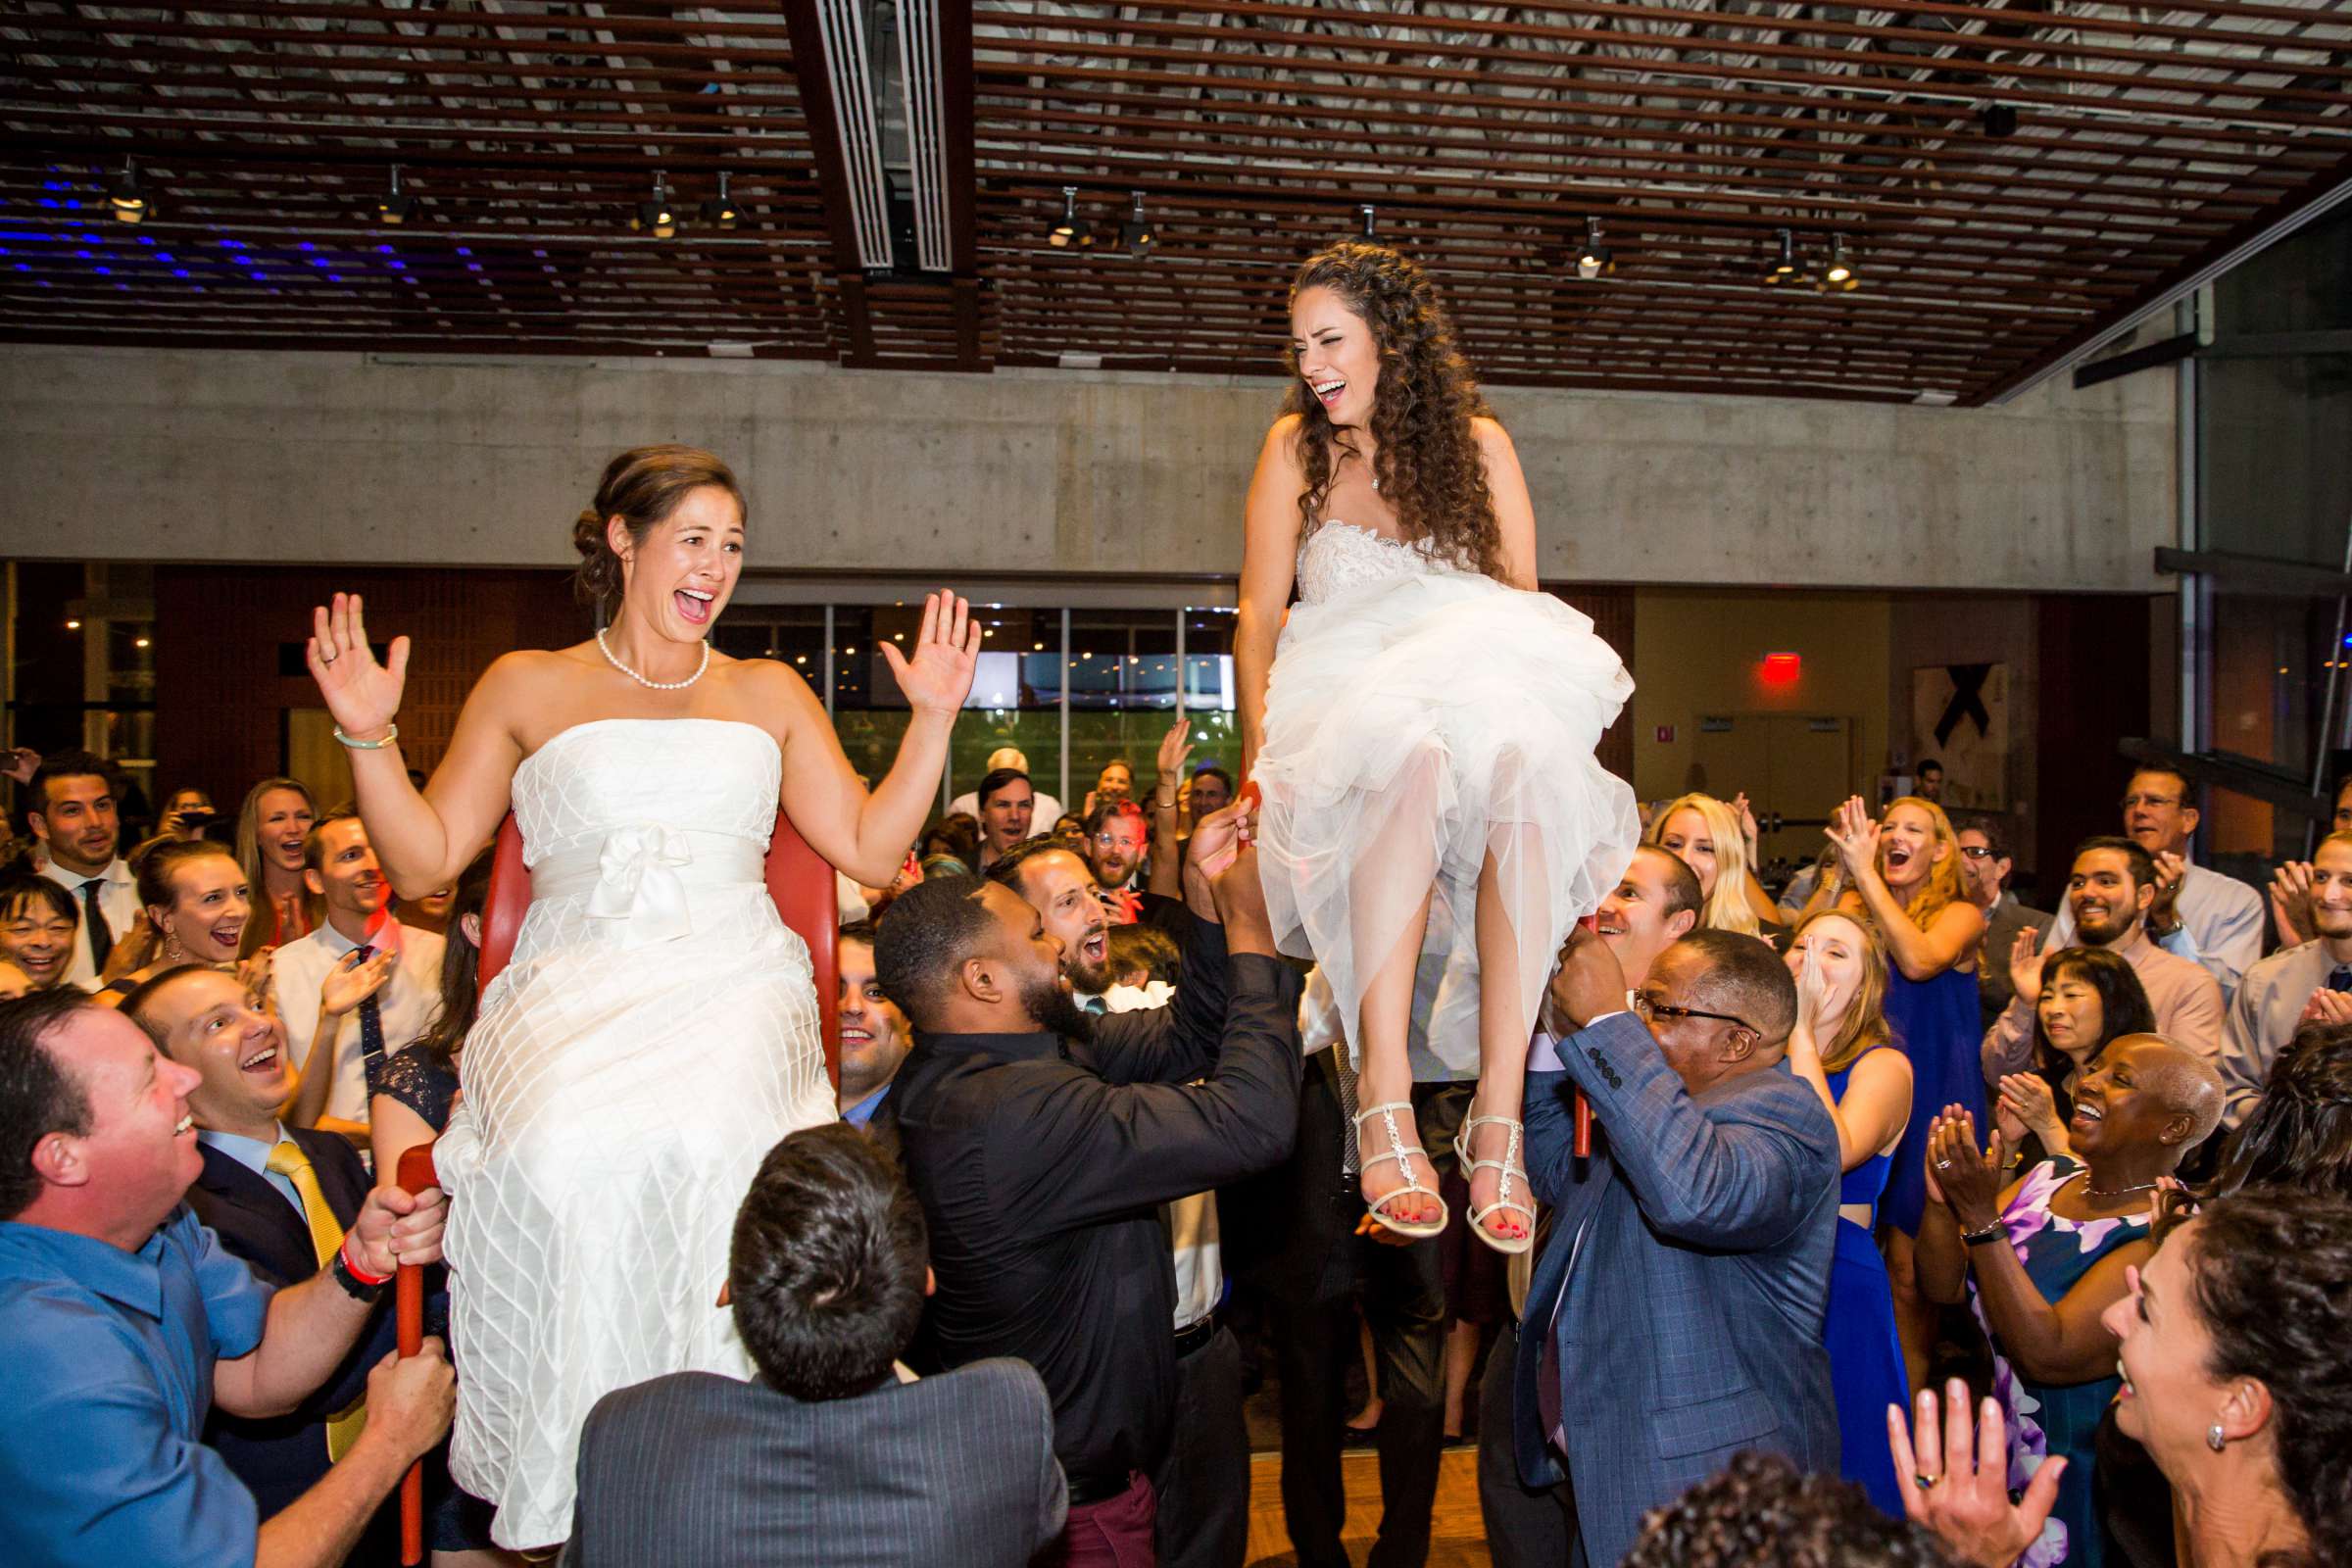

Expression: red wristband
xmin=340 ymin=1232 xmax=394 ymax=1287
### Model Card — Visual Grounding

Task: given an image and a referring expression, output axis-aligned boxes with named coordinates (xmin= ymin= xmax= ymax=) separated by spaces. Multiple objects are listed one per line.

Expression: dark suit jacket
xmin=561 ymin=1361 xmax=1065 ymax=1568
xmin=1513 ymin=1013 xmax=1841 ymax=1568
xmin=1980 ymin=892 xmax=2052 ymax=1032
xmin=186 ymin=1127 xmax=394 ymax=1522
xmin=1219 ymin=1049 xmax=1367 ymax=1306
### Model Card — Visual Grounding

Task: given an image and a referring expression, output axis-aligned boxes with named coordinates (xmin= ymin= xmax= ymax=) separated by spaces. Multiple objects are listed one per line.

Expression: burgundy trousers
xmin=1050 ymin=1470 xmax=1158 ymax=1568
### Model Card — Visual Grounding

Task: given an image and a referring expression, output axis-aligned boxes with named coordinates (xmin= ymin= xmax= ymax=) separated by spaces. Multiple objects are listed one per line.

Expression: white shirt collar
xmin=315 ymin=912 xmax=401 ymax=958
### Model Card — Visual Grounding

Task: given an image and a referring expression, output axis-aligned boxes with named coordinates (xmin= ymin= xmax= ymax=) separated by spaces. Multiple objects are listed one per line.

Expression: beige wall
xmin=0 ymin=345 xmax=2177 ymax=592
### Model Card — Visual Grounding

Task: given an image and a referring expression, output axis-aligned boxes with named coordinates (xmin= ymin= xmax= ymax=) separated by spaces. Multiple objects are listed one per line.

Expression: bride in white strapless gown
xmin=1241 ymin=246 xmax=1639 ymax=1255
xmin=305 ymin=447 xmax=979 ymax=1548
xmin=431 ymin=716 xmax=826 ymax=1544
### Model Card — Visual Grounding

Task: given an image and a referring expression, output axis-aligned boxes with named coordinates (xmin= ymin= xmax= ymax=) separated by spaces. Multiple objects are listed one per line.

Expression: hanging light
xmin=1049 ymin=185 xmax=1092 ymax=249
xmin=106 ymin=158 xmax=149 ymax=224
xmin=701 ymin=171 xmax=739 ymax=229
xmin=1575 ymin=216 xmax=1612 ymax=280
xmin=374 ymin=165 xmax=416 ymax=225
xmin=1764 ymin=227 xmax=1799 ymax=284
xmin=1119 ymin=191 xmax=1155 ymax=259
xmin=1821 ymin=232 xmax=1859 ymax=291
xmin=632 ymin=172 xmax=677 ymax=238
xmin=1358 ymin=203 xmax=1377 ymax=241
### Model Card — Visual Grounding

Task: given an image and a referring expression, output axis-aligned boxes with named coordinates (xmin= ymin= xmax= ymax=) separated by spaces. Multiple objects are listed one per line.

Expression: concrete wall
xmin=0 ymin=345 xmax=2176 ymax=590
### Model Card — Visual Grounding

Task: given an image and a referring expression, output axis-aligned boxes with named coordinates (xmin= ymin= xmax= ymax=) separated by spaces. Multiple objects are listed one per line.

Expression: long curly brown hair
xmin=1280 ymin=242 xmax=1504 ymax=580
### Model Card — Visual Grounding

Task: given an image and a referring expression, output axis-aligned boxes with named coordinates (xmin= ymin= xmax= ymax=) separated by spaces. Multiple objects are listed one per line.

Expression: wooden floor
xmin=1244 ymin=1446 xmax=1492 ymax=1568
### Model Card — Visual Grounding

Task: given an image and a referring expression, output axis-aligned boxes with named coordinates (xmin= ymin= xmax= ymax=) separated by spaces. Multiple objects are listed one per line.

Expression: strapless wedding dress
xmin=431 ymin=717 xmax=830 ymax=1547
xmin=1255 ymin=522 xmax=1640 ymax=1073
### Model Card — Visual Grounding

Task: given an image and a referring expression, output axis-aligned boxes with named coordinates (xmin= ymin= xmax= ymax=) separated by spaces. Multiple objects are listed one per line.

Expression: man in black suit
xmin=1957 ymin=814 xmax=2049 ymax=1032
xmin=124 ymin=964 xmax=394 ymax=1534
xmin=564 ymin=1123 xmax=1064 ymax=1568
xmin=879 ymin=838 xmax=1299 ymax=1567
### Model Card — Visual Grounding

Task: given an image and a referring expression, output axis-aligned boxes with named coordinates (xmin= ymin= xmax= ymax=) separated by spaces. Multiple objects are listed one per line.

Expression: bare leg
xmin=1884 ymin=1228 xmax=1935 ymax=1393
xmin=1356 ymin=881 xmax=1441 ymax=1228
xmin=1466 ymin=835 xmax=1542 ymax=1245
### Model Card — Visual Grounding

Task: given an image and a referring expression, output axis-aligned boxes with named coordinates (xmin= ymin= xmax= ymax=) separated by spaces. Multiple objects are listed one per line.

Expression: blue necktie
xmin=353 ymin=944 xmax=389 ymax=1091
xmin=2329 ymin=967 xmax=2351 ymax=994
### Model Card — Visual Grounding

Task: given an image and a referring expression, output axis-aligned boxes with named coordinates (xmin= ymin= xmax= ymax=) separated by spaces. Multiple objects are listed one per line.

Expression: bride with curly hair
xmin=1238 ymin=241 xmax=1640 ymax=1251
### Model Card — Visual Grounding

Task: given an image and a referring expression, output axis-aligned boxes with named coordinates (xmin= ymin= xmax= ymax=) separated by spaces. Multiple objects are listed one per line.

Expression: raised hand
xmin=1887 ymin=1379 xmax=2064 ymax=1568
xmin=1996 ymin=1072 xmax=2065 ymax=1151
xmin=307 ymin=592 xmax=411 ymax=739
xmin=1824 ymin=796 xmax=1882 ymax=885
xmin=2149 ymin=850 xmax=2187 ymax=930
xmin=1154 ymin=717 xmax=1193 ymax=794
xmin=5 ymin=746 xmax=40 ymax=786
xmin=1789 ymin=946 xmax=1835 ymax=1045
xmin=2008 ymin=925 xmax=2047 ymax=1009
xmin=880 ymin=590 xmax=981 ymax=716
xmin=321 ymin=948 xmax=397 ymax=1018
xmin=1733 ymin=791 xmax=1761 ymax=851
xmin=2271 ymin=860 xmax=2314 ymax=949
xmin=1929 ymin=1107 xmax=2005 ymax=1231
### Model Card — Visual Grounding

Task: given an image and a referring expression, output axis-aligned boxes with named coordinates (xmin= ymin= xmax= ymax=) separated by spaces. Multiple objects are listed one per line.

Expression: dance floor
xmin=1243 ymin=1446 xmax=1492 ymax=1568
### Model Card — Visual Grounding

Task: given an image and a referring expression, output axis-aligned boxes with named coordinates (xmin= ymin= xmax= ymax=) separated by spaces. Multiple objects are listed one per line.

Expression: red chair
xmin=395 ymin=809 xmax=842 ymax=1563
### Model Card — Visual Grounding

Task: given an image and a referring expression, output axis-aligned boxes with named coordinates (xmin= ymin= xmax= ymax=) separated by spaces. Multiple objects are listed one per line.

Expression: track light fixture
xmin=107 ymin=157 xmax=149 ymax=224
xmin=1764 ymin=227 xmax=1799 ymax=284
xmin=701 ymin=171 xmax=739 ymax=230
xmin=375 ymin=165 xmax=415 ymax=225
xmin=1050 ymin=185 xmax=1094 ymax=249
xmin=632 ymin=172 xmax=677 ymax=238
xmin=1822 ymin=233 xmax=1859 ymax=291
xmin=1575 ymin=216 xmax=1612 ymax=280
xmin=1119 ymin=191 xmax=1155 ymax=259
xmin=1359 ymin=203 xmax=1377 ymax=241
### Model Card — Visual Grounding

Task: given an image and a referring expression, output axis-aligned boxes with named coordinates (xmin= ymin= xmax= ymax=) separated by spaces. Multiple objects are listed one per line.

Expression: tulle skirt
xmin=1254 ymin=569 xmax=1640 ymax=1074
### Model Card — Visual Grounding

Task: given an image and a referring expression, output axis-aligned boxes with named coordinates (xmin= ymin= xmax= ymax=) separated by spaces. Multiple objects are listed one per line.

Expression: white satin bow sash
xmin=530 ymin=825 xmax=765 ymax=948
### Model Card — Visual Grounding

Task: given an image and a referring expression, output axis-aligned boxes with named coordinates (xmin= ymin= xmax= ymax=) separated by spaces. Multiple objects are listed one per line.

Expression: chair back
xmin=476 ymin=810 xmax=840 ymax=1088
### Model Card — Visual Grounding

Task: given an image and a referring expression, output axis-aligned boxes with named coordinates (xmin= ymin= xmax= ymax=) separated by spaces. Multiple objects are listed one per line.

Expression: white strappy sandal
xmin=1454 ymin=1112 xmax=1536 ymax=1256
xmin=1353 ymin=1101 xmax=1449 ymax=1239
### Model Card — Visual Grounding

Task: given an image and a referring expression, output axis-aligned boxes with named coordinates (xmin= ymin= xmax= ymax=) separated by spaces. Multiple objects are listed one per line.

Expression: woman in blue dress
xmin=1916 ymin=1037 xmax=2226 ymax=1566
xmin=1803 ymin=793 xmax=1984 ymax=1388
xmin=1783 ymin=908 xmax=1914 ymax=1516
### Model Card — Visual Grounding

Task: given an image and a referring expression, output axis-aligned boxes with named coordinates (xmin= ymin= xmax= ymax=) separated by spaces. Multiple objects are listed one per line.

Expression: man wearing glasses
xmin=1508 ymin=926 xmax=1840 ymax=1568
xmin=2037 ymin=767 xmax=2263 ymax=1002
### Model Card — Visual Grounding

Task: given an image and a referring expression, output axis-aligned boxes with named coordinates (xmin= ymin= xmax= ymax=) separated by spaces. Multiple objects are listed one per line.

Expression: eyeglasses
xmin=1958 ymin=845 xmax=1995 ymax=860
xmin=1631 ymin=989 xmax=1757 ymax=1036
xmin=2119 ymin=794 xmax=2180 ymax=810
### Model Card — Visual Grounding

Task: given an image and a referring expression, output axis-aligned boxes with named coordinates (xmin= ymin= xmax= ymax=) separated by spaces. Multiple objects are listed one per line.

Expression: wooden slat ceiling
xmin=4 ymin=1 xmax=2351 ymax=403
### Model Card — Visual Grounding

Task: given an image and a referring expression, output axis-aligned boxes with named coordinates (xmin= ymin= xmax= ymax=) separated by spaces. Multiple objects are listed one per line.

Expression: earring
xmin=2207 ymin=1423 xmax=2228 ymax=1452
xmin=162 ymin=929 xmax=183 ymax=960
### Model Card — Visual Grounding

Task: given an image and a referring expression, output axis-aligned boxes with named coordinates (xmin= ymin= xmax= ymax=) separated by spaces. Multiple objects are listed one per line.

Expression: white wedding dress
xmin=431 ymin=717 xmax=831 ymax=1547
xmin=1255 ymin=522 xmax=1641 ymax=1073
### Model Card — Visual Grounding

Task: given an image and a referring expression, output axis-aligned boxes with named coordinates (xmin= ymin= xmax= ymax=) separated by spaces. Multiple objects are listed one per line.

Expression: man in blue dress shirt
xmin=0 ymin=988 xmax=456 ymax=1568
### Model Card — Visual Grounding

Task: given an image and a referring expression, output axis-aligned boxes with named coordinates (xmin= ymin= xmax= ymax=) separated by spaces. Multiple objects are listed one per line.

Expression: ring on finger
xmin=1914 ymin=1472 xmax=1940 ymax=1491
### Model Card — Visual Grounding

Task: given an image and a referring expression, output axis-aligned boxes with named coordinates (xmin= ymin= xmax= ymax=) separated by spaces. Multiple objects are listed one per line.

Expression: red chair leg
xmin=395 ymin=1141 xmax=440 ymax=1567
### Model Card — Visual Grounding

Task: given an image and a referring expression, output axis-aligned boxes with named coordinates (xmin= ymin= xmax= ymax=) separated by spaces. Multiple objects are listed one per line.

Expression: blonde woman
xmin=1785 ymin=908 xmax=1912 ymax=1516
xmin=1807 ymin=792 xmax=1985 ymax=1389
xmin=234 ymin=775 xmax=317 ymax=956
xmin=1648 ymin=792 xmax=1787 ymax=949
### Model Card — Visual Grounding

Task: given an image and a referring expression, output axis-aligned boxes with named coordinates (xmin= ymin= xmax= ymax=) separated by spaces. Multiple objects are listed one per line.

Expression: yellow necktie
xmin=266 ymin=1140 xmax=368 ymax=1461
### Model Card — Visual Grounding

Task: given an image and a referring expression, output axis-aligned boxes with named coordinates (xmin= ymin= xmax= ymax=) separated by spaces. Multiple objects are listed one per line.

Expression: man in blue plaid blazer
xmin=1511 ymin=926 xmax=1841 ymax=1568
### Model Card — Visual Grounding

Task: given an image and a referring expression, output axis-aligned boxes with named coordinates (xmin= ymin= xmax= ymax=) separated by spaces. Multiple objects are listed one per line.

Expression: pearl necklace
xmin=597 ymin=627 xmax=710 ymax=691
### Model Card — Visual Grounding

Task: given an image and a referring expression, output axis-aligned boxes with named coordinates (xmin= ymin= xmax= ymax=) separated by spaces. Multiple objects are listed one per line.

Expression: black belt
xmin=1067 ymin=1469 xmax=1142 ymax=1508
xmin=1173 ymin=1311 xmax=1221 ymax=1359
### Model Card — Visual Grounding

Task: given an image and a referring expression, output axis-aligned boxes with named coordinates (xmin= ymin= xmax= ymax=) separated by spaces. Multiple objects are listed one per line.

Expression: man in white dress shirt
xmin=2039 ymin=766 xmax=2263 ymax=1002
xmin=946 ymin=748 xmax=1064 ymax=832
xmin=27 ymin=750 xmax=137 ymax=989
xmin=270 ymin=812 xmax=445 ymax=1132
xmin=2221 ymin=830 xmax=2352 ymax=1127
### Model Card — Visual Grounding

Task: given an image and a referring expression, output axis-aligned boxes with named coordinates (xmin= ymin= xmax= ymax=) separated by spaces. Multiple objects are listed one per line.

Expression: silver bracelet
xmin=333 ymin=722 xmax=400 ymax=751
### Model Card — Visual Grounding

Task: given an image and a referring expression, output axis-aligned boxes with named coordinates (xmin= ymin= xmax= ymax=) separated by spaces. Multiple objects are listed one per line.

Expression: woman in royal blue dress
xmin=1804 ymin=793 xmax=1984 ymax=1388
xmin=1783 ymin=908 xmax=1913 ymax=1515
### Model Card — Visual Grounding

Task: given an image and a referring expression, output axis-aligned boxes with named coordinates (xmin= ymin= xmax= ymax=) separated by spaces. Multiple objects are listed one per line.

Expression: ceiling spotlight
xmin=1980 ymin=102 xmax=2020 ymax=138
xmin=106 ymin=158 xmax=149 ymax=224
xmin=1575 ymin=216 xmax=1612 ymax=280
xmin=1049 ymin=185 xmax=1093 ymax=249
xmin=1358 ymin=203 xmax=1377 ymax=241
xmin=1764 ymin=227 xmax=1799 ymax=284
xmin=701 ymin=171 xmax=739 ymax=230
xmin=374 ymin=165 xmax=416 ymax=225
xmin=1119 ymin=191 xmax=1155 ymax=259
xmin=632 ymin=172 xmax=677 ymax=238
xmin=1822 ymin=233 xmax=1859 ymax=290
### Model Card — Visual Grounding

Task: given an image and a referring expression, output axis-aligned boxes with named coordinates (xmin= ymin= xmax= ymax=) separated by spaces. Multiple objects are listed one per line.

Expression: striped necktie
xmin=266 ymin=1140 xmax=368 ymax=1459
xmin=351 ymin=944 xmax=389 ymax=1091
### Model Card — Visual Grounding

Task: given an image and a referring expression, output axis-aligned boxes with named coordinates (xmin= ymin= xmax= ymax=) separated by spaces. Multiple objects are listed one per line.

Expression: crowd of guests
xmin=4 ymin=738 xmax=2350 ymax=1568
